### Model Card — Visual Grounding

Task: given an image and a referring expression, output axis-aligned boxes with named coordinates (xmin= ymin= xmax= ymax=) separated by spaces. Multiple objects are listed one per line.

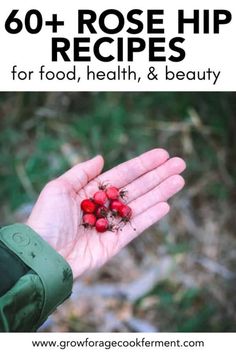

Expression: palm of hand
xmin=27 ymin=149 xmax=185 ymax=279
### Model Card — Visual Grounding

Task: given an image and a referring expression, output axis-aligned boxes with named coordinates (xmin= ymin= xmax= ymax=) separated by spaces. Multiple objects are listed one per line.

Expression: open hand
xmin=26 ymin=149 xmax=186 ymax=279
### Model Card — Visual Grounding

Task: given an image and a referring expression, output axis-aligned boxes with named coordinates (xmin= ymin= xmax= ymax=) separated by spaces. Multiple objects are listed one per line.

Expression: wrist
xmin=25 ymin=221 xmax=76 ymax=279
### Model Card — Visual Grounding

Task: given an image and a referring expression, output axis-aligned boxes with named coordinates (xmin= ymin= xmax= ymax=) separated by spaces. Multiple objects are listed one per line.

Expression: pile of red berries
xmin=80 ymin=184 xmax=133 ymax=233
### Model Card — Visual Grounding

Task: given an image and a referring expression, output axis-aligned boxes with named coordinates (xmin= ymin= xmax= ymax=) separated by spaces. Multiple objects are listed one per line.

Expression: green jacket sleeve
xmin=0 ymin=224 xmax=73 ymax=332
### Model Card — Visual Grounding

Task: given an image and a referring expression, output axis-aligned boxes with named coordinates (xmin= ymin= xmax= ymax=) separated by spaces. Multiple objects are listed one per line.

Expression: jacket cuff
xmin=0 ymin=224 xmax=73 ymax=327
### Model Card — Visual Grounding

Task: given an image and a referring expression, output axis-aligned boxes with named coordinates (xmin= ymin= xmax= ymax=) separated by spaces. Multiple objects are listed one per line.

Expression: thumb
xmin=59 ymin=155 xmax=104 ymax=191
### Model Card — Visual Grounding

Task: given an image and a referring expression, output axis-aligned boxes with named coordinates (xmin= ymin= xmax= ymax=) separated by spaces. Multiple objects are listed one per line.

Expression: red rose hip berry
xmin=96 ymin=206 xmax=109 ymax=218
xmin=118 ymin=205 xmax=132 ymax=220
xmin=95 ymin=218 xmax=109 ymax=233
xmin=106 ymin=186 xmax=119 ymax=200
xmin=93 ymin=190 xmax=108 ymax=205
xmin=106 ymin=186 xmax=127 ymax=200
xmin=83 ymin=213 xmax=96 ymax=228
xmin=110 ymin=199 xmax=124 ymax=214
xmin=81 ymin=199 xmax=96 ymax=213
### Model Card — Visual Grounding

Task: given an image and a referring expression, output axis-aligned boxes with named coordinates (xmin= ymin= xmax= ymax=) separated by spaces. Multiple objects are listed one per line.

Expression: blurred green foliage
xmin=0 ymin=92 xmax=235 ymax=331
xmin=0 ymin=92 xmax=235 ymax=211
xmin=136 ymin=281 xmax=233 ymax=332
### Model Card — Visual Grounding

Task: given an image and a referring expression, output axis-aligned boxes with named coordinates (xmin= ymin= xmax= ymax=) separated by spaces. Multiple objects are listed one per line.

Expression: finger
xmin=125 ymin=157 xmax=186 ymax=203
xmin=59 ymin=155 xmax=104 ymax=191
xmin=95 ymin=148 xmax=169 ymax=189
xmin=117 ymin=202 xmax=170 ymax=248
xmin=130 ymin=175 xmax=185 ymax=216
